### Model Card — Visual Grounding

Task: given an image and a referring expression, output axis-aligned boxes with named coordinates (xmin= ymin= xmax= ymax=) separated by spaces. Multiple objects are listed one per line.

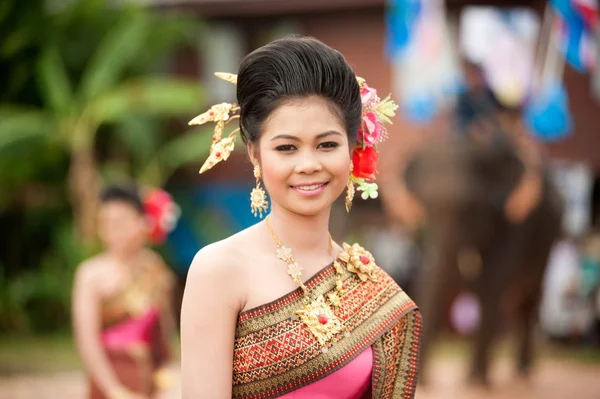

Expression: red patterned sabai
xmin=232 ymin=250 xmax=421 ymax=399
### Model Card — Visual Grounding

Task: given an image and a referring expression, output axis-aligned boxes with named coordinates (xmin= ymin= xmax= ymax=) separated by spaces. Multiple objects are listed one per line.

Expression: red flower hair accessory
xmin=143 ymin=188 xmax=181 ymax=245
xmin=351 ymin=78 xmax=398 ymax=200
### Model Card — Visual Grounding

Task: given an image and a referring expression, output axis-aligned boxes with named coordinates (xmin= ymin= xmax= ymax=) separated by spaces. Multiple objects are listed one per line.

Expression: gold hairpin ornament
xmin=188 ymin=73 xmax=242 ymax=174
xmin=214 ymin=72 xmax=237 ymax=85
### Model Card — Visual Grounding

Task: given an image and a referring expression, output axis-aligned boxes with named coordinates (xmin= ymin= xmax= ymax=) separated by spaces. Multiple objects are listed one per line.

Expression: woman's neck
xmin=106 ymin=247 xmax=145 ymax=269
xmin=265 ymin=204 xmax=332 ymax=258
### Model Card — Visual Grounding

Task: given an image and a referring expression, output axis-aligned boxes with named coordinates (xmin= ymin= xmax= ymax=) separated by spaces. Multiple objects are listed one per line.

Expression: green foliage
xmin=90 ymin=77 xmax=203 ymax=125
xmin=0 ymin=106 xmax=53 ymax=150
xmin=0 ymin=0 xmax=48 ymax=104
xmin=0 ymin=0 xmax=208 ymax=333
xmin=79 ymin=10 xmax=151 ymax=102
xmin=0 ymin=224 xmax=94 ymax=334
xmin=37 ymin=45 xmax=73 ymax=115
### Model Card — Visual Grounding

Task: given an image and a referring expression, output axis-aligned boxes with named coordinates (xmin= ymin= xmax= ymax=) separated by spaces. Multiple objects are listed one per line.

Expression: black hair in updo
xmin=236 ymin=36 xmax=362 ymax=146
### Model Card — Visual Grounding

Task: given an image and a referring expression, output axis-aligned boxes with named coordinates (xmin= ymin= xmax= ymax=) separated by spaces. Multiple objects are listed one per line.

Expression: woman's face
xmin=250 ymin=96 xmax=352 ymax=217
xmin=98 ymin=201 xmax=147 ymax=254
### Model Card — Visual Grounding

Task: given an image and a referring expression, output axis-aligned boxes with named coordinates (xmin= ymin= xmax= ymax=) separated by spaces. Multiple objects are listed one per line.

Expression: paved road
xmin=1 ymin=357 xmax=599 ymax=398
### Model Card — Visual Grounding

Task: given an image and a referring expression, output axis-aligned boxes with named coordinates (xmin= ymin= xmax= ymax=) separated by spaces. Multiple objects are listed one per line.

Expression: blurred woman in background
xmin=72 ymin=185 xmax=177 ymax=399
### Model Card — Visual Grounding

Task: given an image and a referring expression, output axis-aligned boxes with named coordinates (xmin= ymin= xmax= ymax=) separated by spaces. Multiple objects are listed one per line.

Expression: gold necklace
xmin=265 ymin=216 xmax=349 ymax=351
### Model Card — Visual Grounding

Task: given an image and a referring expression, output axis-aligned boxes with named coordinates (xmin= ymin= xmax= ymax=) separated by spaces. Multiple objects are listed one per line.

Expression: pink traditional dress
xmin=231 ymin=244 xmax=421 ymax=399
xmin=90 ymin=259 xmax=173 ymax=398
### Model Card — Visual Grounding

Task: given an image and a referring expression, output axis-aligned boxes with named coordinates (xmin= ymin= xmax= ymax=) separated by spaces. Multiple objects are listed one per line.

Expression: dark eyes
xmin=319 ymin=142 xmax=339 ymax=149
xmin=275 ymin=142 xmax=339 ymax=152
xmin=275 ymin=144 xmax=296 ymax=152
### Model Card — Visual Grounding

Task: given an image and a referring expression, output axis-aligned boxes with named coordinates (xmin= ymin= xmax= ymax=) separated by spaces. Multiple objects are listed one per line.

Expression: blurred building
xmin=155 ymin=0 xmax=600 ymax=166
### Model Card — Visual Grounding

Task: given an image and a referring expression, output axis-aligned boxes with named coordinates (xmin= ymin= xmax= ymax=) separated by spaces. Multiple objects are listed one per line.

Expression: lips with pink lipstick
xmin=290 ymin=181 xmax=329 ymax=197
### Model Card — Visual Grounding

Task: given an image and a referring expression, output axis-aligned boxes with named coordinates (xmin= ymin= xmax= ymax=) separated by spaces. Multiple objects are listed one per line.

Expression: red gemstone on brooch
xmin=215 ymin=152 xmax=221 ymax=158
xmin=360 ymin=255 xmax=370 ymax=264
xmin=318 ymin=314 xmax=328 ymax=324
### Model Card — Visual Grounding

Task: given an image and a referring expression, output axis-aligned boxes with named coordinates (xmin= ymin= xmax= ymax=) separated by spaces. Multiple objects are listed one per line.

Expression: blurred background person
xmin=578 ymin=229 xmax=600 ymax=345
xmin=397 ymin=48 xmax=564 ymax=384
xmin=72 ymin=185 xmax=177 ymax=399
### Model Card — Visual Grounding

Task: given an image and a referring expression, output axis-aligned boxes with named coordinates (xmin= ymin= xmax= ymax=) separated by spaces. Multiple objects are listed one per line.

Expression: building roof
xmin=148 ymin=0 xmax=385 ymax=17
xmin=147 ymin=0 xmax=540 ymax=17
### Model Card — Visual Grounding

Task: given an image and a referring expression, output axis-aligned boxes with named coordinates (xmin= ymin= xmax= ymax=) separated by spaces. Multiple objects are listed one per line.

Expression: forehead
xmin=261 ymin=96 xmax=345 ymax=141
xmin=99 ymin=200 xmax=142 ymax=218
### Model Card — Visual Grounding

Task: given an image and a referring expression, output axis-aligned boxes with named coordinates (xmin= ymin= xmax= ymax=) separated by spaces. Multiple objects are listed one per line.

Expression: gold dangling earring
xmin=250 ymin=165 xmax=269 ymax=218
xmin=345 ymin=162 xmax=355 ymax=212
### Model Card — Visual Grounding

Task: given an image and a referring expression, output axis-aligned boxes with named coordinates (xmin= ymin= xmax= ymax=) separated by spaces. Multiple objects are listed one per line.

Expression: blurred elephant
xmin=384 ymin=108 xmax=564 ymax=385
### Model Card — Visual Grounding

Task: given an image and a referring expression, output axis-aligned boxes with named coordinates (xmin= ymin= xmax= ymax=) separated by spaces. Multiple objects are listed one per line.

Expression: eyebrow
xmin=270 ymin=131 xmax=343 ymax=141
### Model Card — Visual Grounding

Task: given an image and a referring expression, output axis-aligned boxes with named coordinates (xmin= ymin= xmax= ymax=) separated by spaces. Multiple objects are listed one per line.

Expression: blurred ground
xmin=415 ymin=357 xmax=600 ymax=399
xmin=1 ymin=335 xmax=599 ymax=398
xmin=1 ymin=356 xmax=599 ymax=399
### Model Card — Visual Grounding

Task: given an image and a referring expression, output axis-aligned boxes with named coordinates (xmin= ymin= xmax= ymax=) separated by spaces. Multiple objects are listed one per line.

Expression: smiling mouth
xmin=291 ymin=183 xmax=328 ymax=191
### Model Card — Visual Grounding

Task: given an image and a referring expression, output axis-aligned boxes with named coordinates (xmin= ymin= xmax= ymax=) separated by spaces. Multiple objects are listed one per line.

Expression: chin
xmin=273 ymin=183 xmax=345 ymax=216
xmin=285 ymin=195 xmax=339 ymax=217
xmin=291 ymin=205 xmax=330 ymax=217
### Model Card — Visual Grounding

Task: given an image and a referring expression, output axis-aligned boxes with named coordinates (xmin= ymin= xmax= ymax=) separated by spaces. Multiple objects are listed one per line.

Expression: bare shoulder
xmin=186 ymin=224 xmax=266 ymax=307
xmin=181 ymin=229 xmax=261 ymax=397
xmin=142 ymin=248 xmax=174 ymax=277
xmin=143 ymin=247 xmax=167 ymax=265
xmin=185 ymin=230 xmax=255 ymax=310
xmin=73 ymin=255 xmax=106 ymax=287
xmin=189 ymin=239 xmax=241 ymax=279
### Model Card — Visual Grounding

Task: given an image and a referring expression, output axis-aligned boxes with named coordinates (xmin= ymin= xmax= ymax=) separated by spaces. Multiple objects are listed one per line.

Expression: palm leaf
xmin=157 ymin=126 xmax=215 ymax=171
xmin=37 ymin=46 xmax=73 ymax=114
xmin=137 ymin=126 xmax=213 ymax=185
xmin=113 ymin=116 xmax=160 ymax=166
xmin=131 ymin=14 xmax=204 ymax=73
xmin=0 ymin=0 xmax=11 ymax=27
xmin=0 ymin=106 xmax=52 ymax=151
xmin=137 ymin=125 xmax=243 ymax=186
xmin=89 ymin=77 xmax=203 ymax=124
xmin=78 ymin=10 xmax=150 ymax=101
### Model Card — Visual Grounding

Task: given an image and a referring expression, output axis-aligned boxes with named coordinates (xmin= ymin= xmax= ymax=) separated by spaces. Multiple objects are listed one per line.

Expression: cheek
xmin=261 ymin=165 xmax=288 ymax=194
xmin=126 ymin=219 xmax=147 ymax=239
xmin=257 ymin=150 xmax=290 ymax=190
xmin=329 ymin=153 xmax=352 ymax=180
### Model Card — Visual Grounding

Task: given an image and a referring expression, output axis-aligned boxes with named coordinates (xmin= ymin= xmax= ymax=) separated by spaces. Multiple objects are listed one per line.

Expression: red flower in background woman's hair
xmin=351 ymin=146 xmax=379 ymax=180
xmin=144 ymin=188 xmax=181 ymax=245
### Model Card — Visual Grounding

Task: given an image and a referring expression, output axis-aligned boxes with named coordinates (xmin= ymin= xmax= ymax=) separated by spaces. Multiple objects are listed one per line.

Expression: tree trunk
xmin=68 ymin=149 xmax=100 ymax=246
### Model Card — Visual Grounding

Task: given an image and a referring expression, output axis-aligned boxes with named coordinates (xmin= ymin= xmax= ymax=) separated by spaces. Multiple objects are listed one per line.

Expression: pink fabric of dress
xmin=277 ymin=346 xmax=373 ymax=398
xmin=101 ymin=307 xmax=160 ymax=350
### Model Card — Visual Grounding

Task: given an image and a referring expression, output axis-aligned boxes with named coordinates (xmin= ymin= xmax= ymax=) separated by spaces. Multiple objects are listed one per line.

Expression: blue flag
xmin=385 ymin=0 xmax=422 ymax=59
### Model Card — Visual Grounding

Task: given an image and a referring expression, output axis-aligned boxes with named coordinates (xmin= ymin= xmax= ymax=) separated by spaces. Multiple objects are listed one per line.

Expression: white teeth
xmin=294 ymin=184 xmax=325 ymax=191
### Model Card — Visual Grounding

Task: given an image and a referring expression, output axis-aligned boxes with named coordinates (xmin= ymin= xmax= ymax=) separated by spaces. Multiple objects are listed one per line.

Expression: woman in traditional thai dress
xmin=180 ymin=36 xmax=421 ymax=399
xmin=72 ymin=185 xmax=178 ymax=399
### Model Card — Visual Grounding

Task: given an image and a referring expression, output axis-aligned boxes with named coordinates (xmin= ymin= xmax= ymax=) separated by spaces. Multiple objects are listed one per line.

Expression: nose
xmin=294 ymin=150 xmax=323 ymax=174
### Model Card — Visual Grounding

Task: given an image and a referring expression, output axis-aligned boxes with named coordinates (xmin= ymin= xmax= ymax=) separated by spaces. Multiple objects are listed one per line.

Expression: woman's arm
xmin=72 ymin=263 xmax=143 ymax=399
xmin=180 ymin=244 xmax=244 ymax=398
xmin=151 ymin=255 xmax=179 ymax=396
xmin=152 ymin=252 xmax=178 ymax=364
